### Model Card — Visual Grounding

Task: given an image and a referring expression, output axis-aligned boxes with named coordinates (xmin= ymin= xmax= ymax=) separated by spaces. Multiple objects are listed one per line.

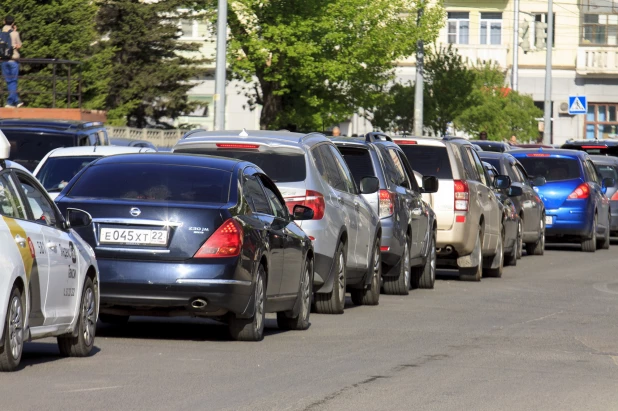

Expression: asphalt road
xmin=2 ymin=243 xmax=618 ymax=411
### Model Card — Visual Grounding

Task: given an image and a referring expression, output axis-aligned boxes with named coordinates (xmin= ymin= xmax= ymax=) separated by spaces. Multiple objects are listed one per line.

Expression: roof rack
xmin=365 ymin=132 xmax=392 ymax=143
xmin=180 ymin=129 xmax=207 ymax=139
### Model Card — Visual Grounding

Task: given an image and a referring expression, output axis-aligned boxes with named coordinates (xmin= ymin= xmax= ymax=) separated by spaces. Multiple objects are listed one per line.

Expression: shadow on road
xmin=19 ymin=342 xmax=101 ymax=370
xmin=543 ymin=243 xmax=583 ymax=252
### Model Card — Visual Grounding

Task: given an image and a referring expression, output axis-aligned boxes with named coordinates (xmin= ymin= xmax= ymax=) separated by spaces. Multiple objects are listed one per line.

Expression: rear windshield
xmin=595 ymin=164 xmax=618 ymax=181
xmin=563 ymin=145 xmax=618 ymax=156
xmin=174 ymin=148 xmax=305 ymax=183
xmin=4 ymin=130 xmax=80 ymax=171
xmin=37 ymin=156 xmax=100 ymax=192
xmin=68 ymin=163 xmax=231 ymax=203
xmin=482 ymin=157 xmax=501 ymax=171
xmin=517 ymin=157 xmax=582 ymax=182
xmin=337 ymin=146 xmax=375 ymax=186
xmin=398 ymin=145 xmax=453 ymax=179
xmin=473 ymin=142 xmax=505 ymax=152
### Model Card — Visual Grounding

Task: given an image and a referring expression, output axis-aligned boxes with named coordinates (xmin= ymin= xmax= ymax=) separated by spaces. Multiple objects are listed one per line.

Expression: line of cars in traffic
xmin=0 ymin=118 xmax=616 ymax=371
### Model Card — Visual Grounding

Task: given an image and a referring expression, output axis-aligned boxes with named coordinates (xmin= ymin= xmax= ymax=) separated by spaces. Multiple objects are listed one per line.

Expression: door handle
xmin=47 ymin=242 xmax=57 ymax=251
xmin=14 ymin=235 xmax=26 ymax=248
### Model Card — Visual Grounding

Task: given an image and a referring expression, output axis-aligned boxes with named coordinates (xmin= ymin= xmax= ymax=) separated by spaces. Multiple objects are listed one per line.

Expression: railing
xmin=106 ymin=126 xmax=186 ymax=148
xmin=577 ymin=47 xmax=618 ymax=74
xmin=0 ymin=58 xmax=83 ymax=108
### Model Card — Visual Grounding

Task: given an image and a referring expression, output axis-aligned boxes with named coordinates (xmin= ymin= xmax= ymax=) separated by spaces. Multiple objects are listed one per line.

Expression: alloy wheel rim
xmin=403 ymin=242 xmax=410 ymax=288
xmin=338 ymin=253 xmax=345 ymax=304
xmin=9 ymin=295 xmax=23 ymax=360
xmin=255 ymin=276 xmax=264 ymax=332
xmin=517 ymin=221 xmax=523 ymax=255
xmin=373 ymin=245 xmax=380 ymax=285
xmin=429 ymin=237 xmax=436 ymax=281
xmin=82 ymin=287 xmax=95 ymax=346
xmin=301 ymin=266 xmax=310 ymax=321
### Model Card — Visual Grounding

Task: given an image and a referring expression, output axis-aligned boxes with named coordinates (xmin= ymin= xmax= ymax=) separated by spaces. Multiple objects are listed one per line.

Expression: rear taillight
xmin=379 ymin=189 xmax=394 ymax=217
xmin=567 ymin=183 xmax=590 ymax=200
xmin=611 ymin=191 xmax=618 ymax=201
xmin=284 ymin=190 xmax=325 ymax=220
xmin=194 ymin=218 xmax=243 ymax=258
xmin=215 ymin=143 xmax=260 ymax=149
xmin=454 ymin=179 xmax=469 ymax=211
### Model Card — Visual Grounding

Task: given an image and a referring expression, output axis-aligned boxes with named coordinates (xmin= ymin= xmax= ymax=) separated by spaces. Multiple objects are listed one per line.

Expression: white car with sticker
xmin=0 ymin=131 xmax=99 ymax=371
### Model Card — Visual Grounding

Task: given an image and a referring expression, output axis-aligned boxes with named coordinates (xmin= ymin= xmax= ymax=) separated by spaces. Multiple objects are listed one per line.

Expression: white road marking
xmin=62 ymin=386 xmax=121 ymax=393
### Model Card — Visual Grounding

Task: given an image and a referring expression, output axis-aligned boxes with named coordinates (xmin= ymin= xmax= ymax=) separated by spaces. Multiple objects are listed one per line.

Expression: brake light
xmin=284 ymin=190 xmax=325 ymax=220
xmin=526 ymin=153 xmax=550 ymax=157
xmin=396 ymin=140 xmax=417 ymax=145
xmin=379 ymin=189 xmax=395 ymax=217
xmin=194 ymin=218 xmax=243 ymax=258
xmin=567 ymin=183 xmax=590 ymax=200
xmin=581 ymin=145 xmax=607 ymax=149
xmin=216 ymin=143 xmax=260 ymax=149
xmin=380 ymin=246 xmax=390 ymax=251
xmin=454 ymin=179 xmax=469 ymax=211
xmin=611 ymin=191 xmax=618 ymax=201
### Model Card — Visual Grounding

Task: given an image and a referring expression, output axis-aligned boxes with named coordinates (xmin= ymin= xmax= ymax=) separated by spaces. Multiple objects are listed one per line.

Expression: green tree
xmin=96 ymin=0 xmax=206 ymax=127
xmin=371 ymin=82 xmax=416 ymax=133
xmin=217 ymin=0 xmax=444 ymax=130
xmin=454 ymin=62 xmax=542 ymax=141
xmin=423 ymin=44 xmax=476 ymax=136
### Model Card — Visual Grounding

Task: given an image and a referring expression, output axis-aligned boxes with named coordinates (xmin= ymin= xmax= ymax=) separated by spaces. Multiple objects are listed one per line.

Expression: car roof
xmin=0 ymin=118 xmax=105 ymax=131
xmin=590 ymin=154 xmax=618 ymax=165
xmin=91 ymin=152 xmax=244 ymax=172
xmin=45 ymin=146 xmax=154 ymax=158
xmin=510 ymin=148 xmax=589 ymax=159
xmin=174 ymin=129 xmax=329 ymax=151
xmin=391 ymin=136 xmax=447 ymax=147
xmin=562 ymin=140 xmax=618 ymax=147
xmin=0 ymin=160 xmax=30 ymax=173
xmin=471 ymin=140 xmax=507 ymax=146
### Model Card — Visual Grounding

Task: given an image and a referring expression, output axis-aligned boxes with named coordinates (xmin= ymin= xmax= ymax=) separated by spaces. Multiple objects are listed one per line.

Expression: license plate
xmin=99 ymin=228 xmax=168 ymax=245
xmin=545 ymin=216 xmax=553 ymax=226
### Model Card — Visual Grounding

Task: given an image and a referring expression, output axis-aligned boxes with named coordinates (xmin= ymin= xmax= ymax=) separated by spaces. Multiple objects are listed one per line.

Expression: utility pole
xmin=543 ymin=2 xmax=554 ymax=145
xmin=512 ymin=0 xmax=520 ymax=91
xmin=413 ymin=3 xmax=424 ymax=137
xmin=214 ymin=0 xmax=228 ymax=131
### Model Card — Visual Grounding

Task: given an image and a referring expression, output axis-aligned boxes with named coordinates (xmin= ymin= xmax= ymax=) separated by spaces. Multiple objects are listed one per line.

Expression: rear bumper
xmin=380 ymin=217 xmax=404 ymax=266
xmin=610 ymin=201 xmax=618 ymax=232
xmin=545 ymin=206 xmax=593 ymax=238
xmin=436 ymin=213 xmax=476 ymax=257
xmin=97 ymin=258 xmax=255 ymax=318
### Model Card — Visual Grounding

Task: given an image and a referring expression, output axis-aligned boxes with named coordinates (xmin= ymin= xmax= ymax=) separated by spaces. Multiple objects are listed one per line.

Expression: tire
xmin=581 ymin=215 xmax=597 ymax=253
xmin=99 ymin=313 xmax=129 ymax=325
xmin=229 ymin=265 xmax=266 ymax=341
xmin=525 ymin=217 xmax=545 ymax=256
xmin=418 ymin=233 xmax=436 ymax=289
xmin=314 ymin=242 xmax=346 ymax=314
xmin=277 ymin=258 xmax=313 ymax=330
xmin=505 ymin=220 xmax=521 ymax=267
xmin=383 ymin=236 xmax=411 ymax=295
xmin=516 ymin=217 xmax=524 ymax=259
xmin=58 ymin=277 xmax=97 ymax=357
xmin=484 ymin=229 xmax=504 ymax=278
xmin=351 ymin=238 xmax=381 ymax=306
xmin=0 ymin=287 xmax=24 ymax=372
xmin=459 ymin=230 xmax=482 ymax=282
xmin=598 ymin=214 xmax=610 ymax=250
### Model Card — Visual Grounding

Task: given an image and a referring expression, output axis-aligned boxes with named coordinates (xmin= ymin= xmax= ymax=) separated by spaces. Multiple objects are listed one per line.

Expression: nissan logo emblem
xmin=130 ymin=207 xmax=141 ymax=217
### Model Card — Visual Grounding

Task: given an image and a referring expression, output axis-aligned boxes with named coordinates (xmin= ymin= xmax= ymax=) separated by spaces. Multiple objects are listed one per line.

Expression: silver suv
xmin=333 ymin=133 xmax=438 ymax=295
xmin=173 ymin=130 xmax=382 ymax=313
xmin=394 ymin=136 xmax=507 ymax=281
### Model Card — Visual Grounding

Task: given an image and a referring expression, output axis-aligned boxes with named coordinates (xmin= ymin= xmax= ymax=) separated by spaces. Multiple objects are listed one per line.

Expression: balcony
xmin=451 ymin=44 xmax=508 ymax=68
xmin=577 ymin=47 xmax=618 ymax=75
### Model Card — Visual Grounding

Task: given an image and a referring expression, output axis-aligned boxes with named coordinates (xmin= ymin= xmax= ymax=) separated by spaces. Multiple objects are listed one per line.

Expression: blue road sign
xmin=568 ymin=96 xmax=587 ymax=115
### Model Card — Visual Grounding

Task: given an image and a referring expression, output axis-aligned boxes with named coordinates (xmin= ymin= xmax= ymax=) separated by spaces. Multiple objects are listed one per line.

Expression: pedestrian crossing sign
xmin=568 ymin=96 xmax=587 ymax=115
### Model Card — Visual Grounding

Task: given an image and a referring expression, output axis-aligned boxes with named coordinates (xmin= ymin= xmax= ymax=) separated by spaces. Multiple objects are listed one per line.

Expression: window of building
xmin=447 ymin=12 xmax=470 ymax=44
xmin=582 ymin=14 xmax=618 ymax=45
xmin=180 ymin=19 xmax=196 ymax=39
xmin=585 ymin=103 xmax=618 ymax=139
xmin=480 ymin=12 xmax=502 ymax=45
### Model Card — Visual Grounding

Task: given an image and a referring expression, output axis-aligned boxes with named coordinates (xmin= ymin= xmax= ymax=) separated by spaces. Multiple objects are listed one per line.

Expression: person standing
xmin=479 ymin=131 xmax=488 ymax=140
xmin=1 ymin=16 xmax=23 ymax=108
xmin=332 ymin=126 xmax=341 ymax=137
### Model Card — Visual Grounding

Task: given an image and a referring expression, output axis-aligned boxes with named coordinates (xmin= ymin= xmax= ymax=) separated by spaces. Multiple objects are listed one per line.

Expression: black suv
xmin=561 ymin=140 xmax=618 ymax=157
xmin=0 ymin=119 xmax=110 ymax=171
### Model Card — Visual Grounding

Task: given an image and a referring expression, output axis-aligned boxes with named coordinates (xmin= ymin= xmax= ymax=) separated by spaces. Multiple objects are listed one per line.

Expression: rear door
xmin=512 ymin=161 xmax=543 ymax=234
xmin=397 ymin=149 xmax=429 ymax=257
xmin=585 ymin=159 xmax=610 ymax=226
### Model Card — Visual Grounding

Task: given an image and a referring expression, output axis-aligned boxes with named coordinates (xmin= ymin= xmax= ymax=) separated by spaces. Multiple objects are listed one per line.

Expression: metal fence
xmin=106 ymin=126 xmax=186 ymax=148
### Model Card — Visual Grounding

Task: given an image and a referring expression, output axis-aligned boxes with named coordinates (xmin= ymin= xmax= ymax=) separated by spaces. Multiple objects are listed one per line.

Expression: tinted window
xmin=482 ymin=158 xmax=501 ymax=173
xmin=4 ymin=130 xmax=88 ymax=171
xmin=263 ymin=186 xmax=287 ymax=219
xmin=68 ymin=163 xmax=231 ymax=203
xmin=398 ymin=145 xmax=453 ymax=179
xmin=595 ymin=164 xmax=618 ymax=181
xmin=468 ymin=148 xmax=488 ymax=186
xmin=473 ymin=141 xmax=505 ymax=152
xmin=337 ymin=146 xmax=375 ymax=188
xmin=36 ymin=156 xmax=100 ymax=192
xmin=174 ymin=148 xmax=306 ymax=183
xmin=585 ymin=161 xmax=600 ymax=184
xmin=388 ymin=148 xmax=410 ymax=187
xmin=314 ymin=145 xmax=347 ymax=192
xmin=328 ymin=145 xmax=357 ymax=194
xmin=395 ymin=150 xmax=420 ymax=191
xmin=0 ymin=174 xmax=25 ymax=219
xmin=517 ymin=157 xmax=582 ymax=182
xmin=244 ymin=175 xmax=272 ymax=214
xmin=16 ymin=173 xmax=58 ymax=227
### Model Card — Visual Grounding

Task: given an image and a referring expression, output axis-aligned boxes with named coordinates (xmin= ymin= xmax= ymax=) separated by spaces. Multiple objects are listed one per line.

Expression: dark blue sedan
xmin=55 ymin=153 xmax=315 ymax=341
xmin=511 ymin=149 xmax=613 ymax=252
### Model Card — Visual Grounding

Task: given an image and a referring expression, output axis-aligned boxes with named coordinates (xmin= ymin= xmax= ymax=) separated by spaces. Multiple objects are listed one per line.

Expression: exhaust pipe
xmin=191 ymin=298 xmax=208 ymax=309
xmin=445 ymin=246 xmax=453 ymax=254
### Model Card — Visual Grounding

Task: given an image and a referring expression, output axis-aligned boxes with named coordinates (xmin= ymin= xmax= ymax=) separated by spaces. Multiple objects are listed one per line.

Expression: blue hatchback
xmin=511 ymin=149 xmax=613 ymax=252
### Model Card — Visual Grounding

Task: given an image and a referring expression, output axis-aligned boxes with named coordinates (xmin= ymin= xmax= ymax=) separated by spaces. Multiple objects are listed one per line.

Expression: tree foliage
xmin=219 ymin=0 xmax=445 ymax=130
xmin=371 ymin=82 xmax=416 ymax=133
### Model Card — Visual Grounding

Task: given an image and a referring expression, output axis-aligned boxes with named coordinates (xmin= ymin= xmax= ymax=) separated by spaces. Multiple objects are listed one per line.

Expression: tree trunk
xmin=259 ymin=82 xmax=282 ymax=130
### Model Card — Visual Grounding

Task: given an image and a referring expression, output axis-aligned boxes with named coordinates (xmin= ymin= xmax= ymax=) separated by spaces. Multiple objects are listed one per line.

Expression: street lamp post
xmin=543 ymin=0 xmax=554 ymax=145
xmin=214 ymin=0 xmax=228 ymax=131
xmin=413 ymin=3 xmax=425 ymax=137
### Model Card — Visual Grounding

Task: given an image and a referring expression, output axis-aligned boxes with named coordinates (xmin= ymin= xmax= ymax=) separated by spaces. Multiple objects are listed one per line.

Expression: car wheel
xmin=418 ymin=233 xmax=436 ymax=289
xmin=0 ymin=286 xmax=24 ymax=372
xmin=351 ymin=238 xmax=381 ymax=306
xmin=525 ymin=217 xmax=545 ymax=256
xmin=459 ymin=229 xmax=482 ymax=282
xmin=581 ymin=215 xmax=597 ymax=253
xmin=58 ymin=277 xmax=97 ymax=357
xmin=383 ymin=236 xmax=411 ymax=295
xmin=505 ymin=220 xmax=520 ymax=266
xmin=314 ymin=242 xmax=346 ymax=314
xmin=516 ymin=217 xmax=524 ymax=259
xmin=598 ymin=214 xmax=610 ymax=250
xmin=277 ymin=258 xmax=313 ymax=330
xmin=99 ymin=314 xmax=130 ymax=325
xmin=484 ymin=229 xmax=504 ymax=278
xmin=229 ymin=265 xmax=266 ymax=341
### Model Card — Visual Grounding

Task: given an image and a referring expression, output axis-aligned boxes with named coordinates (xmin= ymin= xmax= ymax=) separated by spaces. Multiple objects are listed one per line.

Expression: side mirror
xmin=531 ymin=176 xmax=546 ymax=187
xmin=422 ymin=175 xmax=439 ymax=193
xmin=360 ymin=176 xmax=380 ymax=194
xmin=494 ymin=174 xmax=511 ymax=190
xmin=67 ymin=208 xmax=92 ymax=228
xmin=292 ymin=205 xmax=314 ymax=221
xmin=508 ymin=186 xmax=523 ymax=197
xmin=602 ymin=177 xmax=615 ymax=189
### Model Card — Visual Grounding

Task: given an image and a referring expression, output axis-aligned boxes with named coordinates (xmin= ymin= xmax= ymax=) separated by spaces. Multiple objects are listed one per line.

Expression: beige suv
xmin=394 ymin=137 xmax=506 ymax=281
